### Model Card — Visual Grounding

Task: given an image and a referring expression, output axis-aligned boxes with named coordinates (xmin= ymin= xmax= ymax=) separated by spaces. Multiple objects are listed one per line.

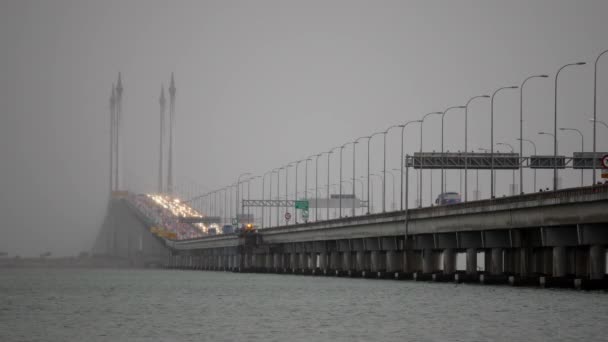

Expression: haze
xmin=2 ymin=0 xmax=608 ymax=257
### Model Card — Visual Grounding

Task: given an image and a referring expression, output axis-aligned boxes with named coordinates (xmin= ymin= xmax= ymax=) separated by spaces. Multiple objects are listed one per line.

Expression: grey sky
xmin=2 ymin=0 xmax=608 ymax=257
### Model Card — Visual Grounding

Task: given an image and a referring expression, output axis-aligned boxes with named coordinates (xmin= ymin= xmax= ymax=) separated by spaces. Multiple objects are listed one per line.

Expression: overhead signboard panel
xmin=529 ymin=155 xmax=566 ymax=169
xmin=407 ymin=152 xmax=519 ymax=170
xmin=572 ymin=152 xmax=608 ymax=169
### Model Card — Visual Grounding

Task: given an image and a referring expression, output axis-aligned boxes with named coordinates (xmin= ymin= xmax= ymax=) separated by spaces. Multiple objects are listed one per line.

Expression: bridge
xmin=93 ymin=184 xmax=608 ymax=290
xmin=94 ymin=50 xmax=608 ymax=289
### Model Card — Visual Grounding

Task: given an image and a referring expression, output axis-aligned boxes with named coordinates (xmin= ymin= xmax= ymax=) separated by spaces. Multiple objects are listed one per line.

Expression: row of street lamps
xmin=192 ymin=49 xmax=608 ymax=228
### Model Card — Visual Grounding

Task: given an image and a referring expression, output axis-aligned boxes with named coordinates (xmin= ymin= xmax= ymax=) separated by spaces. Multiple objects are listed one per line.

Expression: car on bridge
xmin=435 ymin=192 xmax=462 ymax=205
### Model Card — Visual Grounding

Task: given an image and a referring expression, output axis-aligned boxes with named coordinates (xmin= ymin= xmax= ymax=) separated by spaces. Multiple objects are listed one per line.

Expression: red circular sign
xmin=284 ymin=212 xmax=292 ymax=220
xmin=602 ymin=155 xmax=608 ymax=169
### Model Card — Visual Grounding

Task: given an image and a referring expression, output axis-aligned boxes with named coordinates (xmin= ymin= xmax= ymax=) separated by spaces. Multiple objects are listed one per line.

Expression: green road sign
xmin=295 ymin=200 xmax=309 ymax=210
xmin=301 ymin=209 xmax=309 ymax=219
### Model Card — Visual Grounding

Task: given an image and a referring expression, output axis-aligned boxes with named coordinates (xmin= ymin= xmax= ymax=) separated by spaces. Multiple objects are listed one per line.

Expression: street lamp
xmin=593 ymin=49 xmax=608 ymax=185
xmin=589 ymin=118 xmax=608 ymax=129
xmin=441 ymin=106 xmax=466 ymax=194
xmin=517 ymin=138 xmax=537 ymax=192
xmin=339 ymin=142 xmax=354 ymax=218
xmin=560 ymin=127 xmax=585 ymax=186
xmin=385 ymin=169 xmax=396 ymax=210
xmin=554 ymin=62 xmax=586 ymax=190
xmin=496 ymin=142 xmax=516 ymax=196
xmin=327 ymin=147 xmax=340 ymax=220
xmin=539 ymin=132 xmax=558 ymax=187
xmin=520 ymin=75 xmax=548 ymax=194
xmin=464 ymin=95 xmax=490 ymax=202
xmin=235 ymin=172 xmax=251 ymax=222
xmin=367 ymin=132 xmax=385 ymax=213
xmin=477 ymin=148 xmax=491 ymax=199
xmin=276 ymin=167 xmax=284 ymax=226
xmin=399 ymin=120 xmax=421 ymax=211
xmin=284 ymin=163 xmax=295 ymax=225
xmin=491 ymin=86 xmax=518 ymax=198
xmin=352 ymin=137 xmax=368 ymax=217
xmin=420 ymin=112 xmax=443 ymax=207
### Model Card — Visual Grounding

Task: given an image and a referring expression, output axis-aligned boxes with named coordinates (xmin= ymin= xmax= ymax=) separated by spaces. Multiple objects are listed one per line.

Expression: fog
xmin=1 ymin=0 xmax=608 ymax=257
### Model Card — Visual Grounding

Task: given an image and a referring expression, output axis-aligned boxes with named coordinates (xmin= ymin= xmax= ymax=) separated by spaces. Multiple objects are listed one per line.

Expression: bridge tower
xmin=167 ymin=73 xmax=176 ymax=195
xmin=109 ymin=84 xmax=116 ymax=193
xmin=159 ymin=85 xmax=166 ymax=193
xmin=114 ymin=72 xmax=123 ymax=191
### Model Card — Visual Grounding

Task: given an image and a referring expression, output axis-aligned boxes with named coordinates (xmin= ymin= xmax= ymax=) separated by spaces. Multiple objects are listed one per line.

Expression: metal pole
xmin=315 ymin=155 xmax=320 ymax=221
xmin=420 ymin=112 xmax=442 ymax=207
xmin=594 ymin=50 xmax=608 ymax=185
xmin=441 ymin=106 xmax=465 ymax=194
xmin=554 ymin=62 xmax=586 ymax=190
xmin=560 ymin=128 xmax=584 ymax=187
xmin=520 ymin=75 xmax=548 ymax=195
xmin=158 ymin=85 xmax=165 ymax=194
xmin=491 ymin=86 xmax=518 ymax=198
xmin=339 ymin=145 xmax=345 ymax=217
xmin=109 ymin=85 xmax=115 ymax=194
xmin=382 ymin=132 xmax=387 ymax=212
xmin=465 ymin=96 xmax=489 ymax=201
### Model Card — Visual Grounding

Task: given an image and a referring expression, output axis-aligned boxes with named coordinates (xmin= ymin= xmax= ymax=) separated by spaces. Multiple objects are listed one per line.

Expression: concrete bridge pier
xmin=442 ymin=248 xmax=456 ymax=275
xmin=589 ymin=245 xmax=606 ymax=279
xmin=490 ymin=248 xmax=503 ymax=275
xmin=342 ymin=252 xmax=352 ymax=276
xmin=465 ymin=248 xmax=477 ymax=275
xmin=421 ymin=248 xmax=439 ymax=275
xmin=272 ymin=253 xmax=282 ymax=272
xmin=289 ymin=253 xmax=297 ymax=273
xmin=298 ymin=252 xmax=307 ymax=273
xmin=318 ymin=252 xmax=327 ymax=274
xmin=552 ymin=246 xmax=568 ymax=278
xmin=329 ymin=251 xmax=340 ymax=274
xmin=264 ymin=253 xmax=273 ymax=272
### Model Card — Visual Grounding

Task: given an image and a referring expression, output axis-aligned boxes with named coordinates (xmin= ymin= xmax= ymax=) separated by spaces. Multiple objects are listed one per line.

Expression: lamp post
xmin=554 ymin=62 xmax=586 ymax=190
xmin=261 ymin=170 xmax=273 ymax=228
xmin=352 ymin=137 xmax=367 ymax=217
xmin=441 ymin=106 xmax=466 ymax=194
xmin=339 ymin=143 xmax=353 ymax=218
xmin=399 ymin=120 xmax=421 ymax=210
xmin=520 ymin=75 xmax=548 ymax=194
xmin=593 ymin=50 xmax=608 ymax=185
xmin=381 ymin=125 xmax=401 ymax=212
xmin=367 ymin=132 xmax=385 ymax=213
xmin=539 ymin=131 xmax=559 ymax=188
xmin=477 ymin=148 xmax=491 ymax=199
xmin=285 ymin=163 xmax=295 ymax=224
xmin=235 ymin=172 xmax=251 ymax=223
xmin=497 ymin=142 xmax=516 ymax=195
xmin=464 ymin=95 xmax=490 ymax=202
xmin=314 ymin=154 xmax=323 ymax=222
xmin=276 ymin=167 xmax=284 ymax=226
xmin=491 ymin=86 xmax=519 ymax=198
xmin=420 ymin=112 xmax=443 ymax=207
xmin=327 ymin=147 xmax=340 ymax=220
xmin=386 ymin=170 xmax=396 ymax=210
xmin=517 ymin=138 xmax=537 ymax=192
xmin=560 ymin=127 xmax=585 ymax=186
xmin=370 ymin=173 xmax=383 ymax=213
xmin=590 ymin=118 xmax=608 ymax=129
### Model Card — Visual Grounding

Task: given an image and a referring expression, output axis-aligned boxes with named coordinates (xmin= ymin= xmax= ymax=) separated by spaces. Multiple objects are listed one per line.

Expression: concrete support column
xmin=318 ymin=252 xmax=327 ymax=271
xmin=309 ymin=253 xmax=316 ymax=270
xmin=490 ymin=248 xmax=503 ymax=275
xmin=342 ymin=252 xmax=352 ymax=272
xmin=552 ymin=246 xmax=567 ymax=278
xmin=466 ymin=248 xmax=477 ymax=275
xmin=443 ymin=248 xmax=456 ymax=275
xmin=356 ymin=251 xmax=366 ymax=272
xmin=299 ymin=253 xmax=307 ymax=271
xmin=265 ymin=253 xmax=273 ymax=271
xmin=385 ymin=250 xmax=397 ymax=273
xmin=273 ymin=253 xmax=281 ymax=271
xmin=370 ymin=251 xmax=380 ymax=272
xmin=289 ymin=253 xmax=297 ymax=271
xmin=575 ymin=247 xmax=588 ymax=277
xmin=422 ymin=249 xmax=436 ymax=274
xmin=589 ymin=245 xmax=606 ymax=280
xmin=329 ymin=251 xmax=340 ymax=270
xmin=519 ymin=248 xmax=530 ymax=277
xmin=541 ymin=248 xmax=552 ymax=275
